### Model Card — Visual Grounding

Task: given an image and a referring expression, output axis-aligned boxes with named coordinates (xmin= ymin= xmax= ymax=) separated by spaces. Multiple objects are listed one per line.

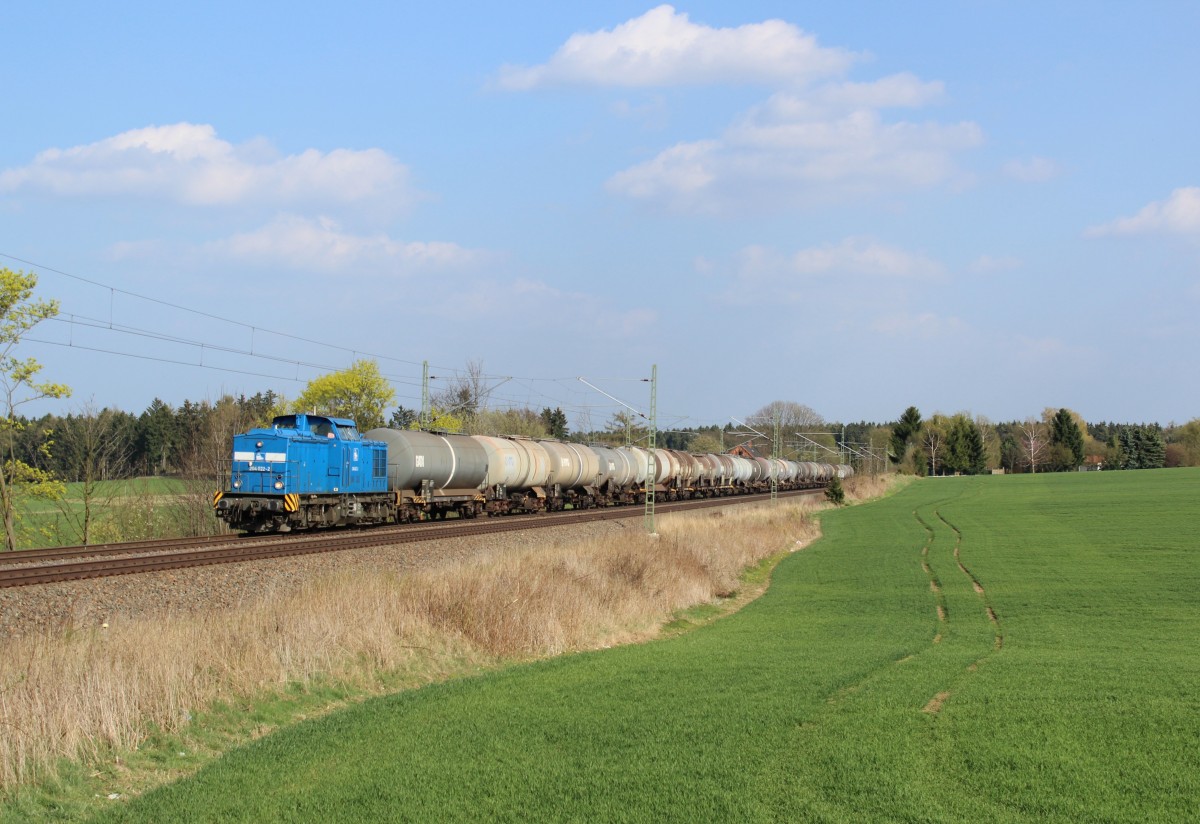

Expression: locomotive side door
xmin=342 ymin=445 xmax=361 ymax=490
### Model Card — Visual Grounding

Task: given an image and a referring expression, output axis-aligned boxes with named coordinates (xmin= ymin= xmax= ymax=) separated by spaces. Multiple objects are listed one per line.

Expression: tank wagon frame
xmin=216 ymin=416 xmax=853 ymax=534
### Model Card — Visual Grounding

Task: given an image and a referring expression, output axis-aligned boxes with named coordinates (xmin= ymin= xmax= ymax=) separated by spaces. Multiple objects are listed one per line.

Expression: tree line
xmin=886 ymin=406 xmax=1191 ymax=475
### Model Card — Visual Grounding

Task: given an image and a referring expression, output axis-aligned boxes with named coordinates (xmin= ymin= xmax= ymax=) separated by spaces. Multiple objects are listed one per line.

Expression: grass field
xmin=82 ymin=469 xmax=1200 ymax=821
xmin=15 ymin=476 xmax=217 ymax=548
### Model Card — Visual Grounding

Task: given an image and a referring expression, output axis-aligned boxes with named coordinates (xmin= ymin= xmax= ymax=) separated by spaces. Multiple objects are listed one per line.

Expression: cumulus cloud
xmin=494 ymin=5 xmax=855 ymax=90
xmin=727 ymin=238 xmax=944 ymax=300
xmin=198 ymin=215 xmax=481 ymax=273
xmin=1086 ymin=187 xmax=1200 ymax=237
xmin=495 ymin=8 xmax=979 ymax=212
xmin=609 ymin=116 xmax=980 ymax=211
xmin=606 ymin=85 xmax=980 ymax=211
xmin=1003 ymin=156 xmax=1060 ymax=182
xmin=0 ymin=123 xmax=414 ymax=210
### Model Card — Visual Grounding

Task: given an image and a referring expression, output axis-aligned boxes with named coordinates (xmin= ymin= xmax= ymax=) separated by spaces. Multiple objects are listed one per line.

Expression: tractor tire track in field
xmin=817 ymin=509 xmax=947 ymax=709
xmin=914 ymin=510 xmax=947 ymax=643
xmin=815 ymin=502 xmax=991 ymax=718
xmin=937 ymin=510 xmax=1003 ymax=653
xmin=918 ymin=509 xmax=1004 ymax=714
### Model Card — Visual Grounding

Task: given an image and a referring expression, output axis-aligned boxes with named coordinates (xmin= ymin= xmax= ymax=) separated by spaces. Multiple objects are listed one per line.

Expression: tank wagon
xmin=215 ymin=415 xmax=853 ymax=533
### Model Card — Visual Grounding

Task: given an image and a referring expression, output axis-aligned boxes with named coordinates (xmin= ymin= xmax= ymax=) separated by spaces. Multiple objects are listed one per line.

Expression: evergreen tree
xmin=962 ymin=419 xmax=988 ymax=474
xmin=889 ymin=406 xmax=922 ymax=464
xmin=138 ymin=398 xmax=179 ymax=475
xmin=1138 ymin=425 xmax=1166 ymax=468
xmin=540 ymin=407 xmax=569 ymax=440
xmin=943 ymin=416 xmax=969 ymax=474
xmin=389 ymin=406 xmax=419 ymax=430
xmin=1049 ymin=408 xmax=1085 ymax=470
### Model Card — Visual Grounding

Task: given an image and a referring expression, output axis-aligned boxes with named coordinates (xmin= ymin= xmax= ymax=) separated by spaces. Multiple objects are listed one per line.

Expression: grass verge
xmin=1 ymin=495 xmax=830 ymax=821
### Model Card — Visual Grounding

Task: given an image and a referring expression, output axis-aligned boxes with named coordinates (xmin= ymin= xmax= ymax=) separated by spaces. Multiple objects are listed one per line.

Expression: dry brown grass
xmin=0 ymin=500 xmax=821 ymax=791
xmin=843 ymin=472 xmax=909 ymax=504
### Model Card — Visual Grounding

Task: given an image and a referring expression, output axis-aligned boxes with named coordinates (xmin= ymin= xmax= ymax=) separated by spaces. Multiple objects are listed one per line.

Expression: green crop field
xmin=90 ymin=470 xmax=1200 ymax=823
xmin=16 ymin=476 xmax=213 ymax=548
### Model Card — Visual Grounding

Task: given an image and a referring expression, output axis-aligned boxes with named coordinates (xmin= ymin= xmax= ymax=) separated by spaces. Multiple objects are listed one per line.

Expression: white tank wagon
xmin=472 ymin=435 xmax=552 ymax=513
xmin=749 ymin=457 xmax=771 ymax=483
xmin=538 ymin=440 xmax=602 ymax=510
xmin=592 ymin=445 xmax=640 ymax=504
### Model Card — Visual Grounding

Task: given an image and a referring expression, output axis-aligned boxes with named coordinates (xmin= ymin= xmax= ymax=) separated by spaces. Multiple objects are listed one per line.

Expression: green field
xmin=17 ymin=476 xmax=214 ymax=548
xmin=91 ymin=470 xmax=1200 ymax=822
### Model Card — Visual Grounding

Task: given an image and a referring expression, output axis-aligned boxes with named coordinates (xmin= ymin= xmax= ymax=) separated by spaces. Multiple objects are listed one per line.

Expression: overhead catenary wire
xmin=6 ymin=252 xmax=693 ymax=426
xmin=5 ymin=251 xmax=652 ymax=388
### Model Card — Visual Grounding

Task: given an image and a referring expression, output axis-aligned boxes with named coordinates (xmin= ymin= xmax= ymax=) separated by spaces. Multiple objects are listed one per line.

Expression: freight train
xmin=213 ymin=412 xmax=853 ymax=534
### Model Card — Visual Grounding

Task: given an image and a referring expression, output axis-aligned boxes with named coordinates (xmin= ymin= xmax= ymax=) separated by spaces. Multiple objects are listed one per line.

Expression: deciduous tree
xmin=56 ymin=402 xmax=132 ymax=545
xmin=922 ymin=415 xmax=948 ymax=476
xmin=0 ymin=268 xmax=70 ymax=551
xmin=1018 ymin=420 xmax=1049 ymax=473
xmin=293 ymin=359 xmax=395 ymax=431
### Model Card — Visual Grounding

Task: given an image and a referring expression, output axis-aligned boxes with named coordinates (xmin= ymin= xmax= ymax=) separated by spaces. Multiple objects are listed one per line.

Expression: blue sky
xmin=2 ymin=2 xmax=1197 ymax=430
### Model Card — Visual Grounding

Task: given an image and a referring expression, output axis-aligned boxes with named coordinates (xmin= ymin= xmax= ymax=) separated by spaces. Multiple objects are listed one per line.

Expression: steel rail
xmin=0 ymin=489 xmax=824 ymax=589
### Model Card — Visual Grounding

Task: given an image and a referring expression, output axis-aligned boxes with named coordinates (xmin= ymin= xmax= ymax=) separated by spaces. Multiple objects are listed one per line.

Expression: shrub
xmin=825 ymin=475 xmax=845 ymax=505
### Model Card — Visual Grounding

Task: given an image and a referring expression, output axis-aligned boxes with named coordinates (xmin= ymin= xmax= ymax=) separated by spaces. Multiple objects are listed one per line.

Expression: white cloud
xmin=608 ymin=90 xmax=981 ymax=212
xmin=495 ymin=9 xmax=979 ymax=213
xmin=872 ymin=312 xmax=966 ymax=339
xmin=495 ymin=5 xmax=855 ymax=90
xmin=728 ymin=238 xmax=944 ymax=300
xmin=1086 ymin=187 xmax=1200 ymax=237
xmin=968 ymin=254 xmax=1022 ymax=274
xmin=1003 ymin=156 xmax=1060 ymax=182
xmin=0 ymin=123 xmax=414 ymax=210
xmin=198 ymin=215 xmax=480 ymax=273
xmin=811 ymin=73 xmax=945 ymax=111
xmin=786 ymin=237 xmax=944 ymax=278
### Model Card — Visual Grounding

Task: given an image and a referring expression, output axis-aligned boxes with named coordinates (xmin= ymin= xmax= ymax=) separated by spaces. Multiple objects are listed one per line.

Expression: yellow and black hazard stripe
xmin=283 ymin=493 xmax=301 ymax=512
xmin=212 ymin=490 xmax=223 ymax=509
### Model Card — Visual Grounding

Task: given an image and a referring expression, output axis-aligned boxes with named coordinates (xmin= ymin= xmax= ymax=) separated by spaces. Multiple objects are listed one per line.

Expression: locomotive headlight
xmin=233 ymin=480 xmax=241 ymax=489
xmin=274 ymin=481 xmax=284 ymax=490
xmin=256 ymin=441 xmax=263 ymax=448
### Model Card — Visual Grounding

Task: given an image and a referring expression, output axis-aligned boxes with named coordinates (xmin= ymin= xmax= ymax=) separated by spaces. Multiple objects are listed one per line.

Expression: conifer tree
xmin=1050 ymin=408 xmax=1085 ymax=470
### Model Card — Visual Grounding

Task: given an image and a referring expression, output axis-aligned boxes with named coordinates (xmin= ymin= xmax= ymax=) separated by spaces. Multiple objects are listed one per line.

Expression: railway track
xmin=0 ymin=489 xmax=824 ymax=589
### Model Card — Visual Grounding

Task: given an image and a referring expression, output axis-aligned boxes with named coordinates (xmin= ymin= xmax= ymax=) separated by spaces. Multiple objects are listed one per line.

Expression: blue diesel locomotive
xmin=213 ymin=413 xmax=394 ymax=533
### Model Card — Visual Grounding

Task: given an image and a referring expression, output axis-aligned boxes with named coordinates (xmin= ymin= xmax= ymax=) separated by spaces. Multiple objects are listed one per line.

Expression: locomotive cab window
xmin=311 ymin=420 xmax=335 ymax=438
xmin=339 ymin=426 xmax=360 ymax=441
xmin=272 ymin=415 xmax=298 ymax=430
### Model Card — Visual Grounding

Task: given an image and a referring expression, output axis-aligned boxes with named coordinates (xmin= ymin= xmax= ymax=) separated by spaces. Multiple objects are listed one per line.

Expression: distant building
xmin=728 ymin=441 xmax=763 ymax=458
xmin=1079 ymin=455 xmax=1105 ymax=472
